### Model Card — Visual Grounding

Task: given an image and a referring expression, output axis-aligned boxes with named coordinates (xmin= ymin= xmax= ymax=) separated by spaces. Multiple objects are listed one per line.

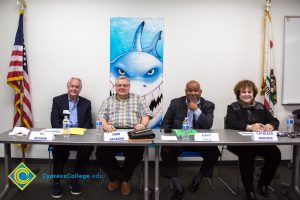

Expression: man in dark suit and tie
xmin=50 ymin=77 xmax=93 ymax=198
xmin=160 ymin=80 xmax=220 ymax=200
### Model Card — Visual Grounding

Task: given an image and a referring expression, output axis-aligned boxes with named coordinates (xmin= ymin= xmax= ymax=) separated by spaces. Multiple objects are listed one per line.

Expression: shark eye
xmin=147 ymin=69 xmax=155 ymax=75
xmin=118 ymin=69 xmax=126 ymax=75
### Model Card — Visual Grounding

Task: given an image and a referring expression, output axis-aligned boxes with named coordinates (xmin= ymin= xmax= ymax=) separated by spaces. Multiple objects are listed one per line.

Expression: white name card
xmin=104 ymin=131 xmax=129 ymax=141
xmin=29 ymin=131 xmax=55 ymax=141
xmin=251 ymin=132 xmax=278 ymax=141
xmin=194 ymin=133 xmax=219 ymax=142
xmin=63 ymin=110 xmax=70 ymax=115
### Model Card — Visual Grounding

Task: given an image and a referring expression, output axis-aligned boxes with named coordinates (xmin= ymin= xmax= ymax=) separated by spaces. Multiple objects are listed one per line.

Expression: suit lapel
xmin=63 ymin=94 xmax=70 ymax=112
xmin=181 ymin=97 xmax=188 ymax=117
xmin=77 ymin=97 xmax=82 ymax=127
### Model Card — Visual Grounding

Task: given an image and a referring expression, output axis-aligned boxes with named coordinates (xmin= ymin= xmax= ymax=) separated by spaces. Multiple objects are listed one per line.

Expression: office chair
xmin=218 ymin=117 xmax=277 ymax=195
xmin=168 ymin=151 xmax=214 ymax=190
xmin=216 ymin=117 xmax=239 ymax=195
xmin=99 ymin=151 xmax=143 ymax=190
xmin=48 ymin=145 xmax=97 ymax=182
xmin=216 ymin=145 xmax=239 ymax=195
xmin=48 ymin=146 xmax=54 ymax=182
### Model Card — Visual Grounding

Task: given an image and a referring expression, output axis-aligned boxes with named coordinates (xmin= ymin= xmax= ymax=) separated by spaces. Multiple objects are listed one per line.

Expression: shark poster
xmin=110 ymin=17 xmax=164 ymax=128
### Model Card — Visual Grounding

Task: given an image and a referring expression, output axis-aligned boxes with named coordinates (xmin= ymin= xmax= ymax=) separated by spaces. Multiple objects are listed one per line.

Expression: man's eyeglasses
xmin=116 ymin=84 xmax=130 ymax=88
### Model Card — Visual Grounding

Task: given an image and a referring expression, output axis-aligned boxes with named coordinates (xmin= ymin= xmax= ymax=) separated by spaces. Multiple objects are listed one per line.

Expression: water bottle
xmin=287 ymin=114 xmax=295 ymax=133
xmin=63 ymin=116 xmax=70 ymax=137
xmin=96 ymin=120 xmax=103 ymax=134
xmin=182 ymin=117 xmax=190 ymax=140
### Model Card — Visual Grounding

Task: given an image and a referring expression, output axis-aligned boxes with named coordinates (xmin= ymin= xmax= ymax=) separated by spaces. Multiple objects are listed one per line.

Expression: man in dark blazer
xmin=160 ymin=80 xmax=220 ymax=200
xmin=50 ymin=77 xmax=93 ymax=199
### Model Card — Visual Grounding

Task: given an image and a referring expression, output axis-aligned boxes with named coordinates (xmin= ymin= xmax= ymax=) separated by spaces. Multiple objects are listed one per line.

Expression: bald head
xmin=185 ymin=80 xmax=202 ymax=103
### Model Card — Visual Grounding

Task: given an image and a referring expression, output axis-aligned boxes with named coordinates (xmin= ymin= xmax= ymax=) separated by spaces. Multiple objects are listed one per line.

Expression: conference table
xmin=152 ymin=129 xmax=300 ymax=200
xmin=0 ymin=128 xmax=152 ymax=200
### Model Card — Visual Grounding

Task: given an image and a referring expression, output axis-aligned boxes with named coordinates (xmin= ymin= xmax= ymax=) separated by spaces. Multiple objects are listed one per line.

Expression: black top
xmin=161 ymin=96 xmax=215 ymax=129
xmin=225 ymin=101 xmax=279 ymax=131
xmin=50 ymin=93 xmax=93 ymax=128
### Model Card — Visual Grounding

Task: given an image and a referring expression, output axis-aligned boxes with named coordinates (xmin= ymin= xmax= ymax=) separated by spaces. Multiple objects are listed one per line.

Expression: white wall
xmin=1 ymin=0 xmax=299 ymax=160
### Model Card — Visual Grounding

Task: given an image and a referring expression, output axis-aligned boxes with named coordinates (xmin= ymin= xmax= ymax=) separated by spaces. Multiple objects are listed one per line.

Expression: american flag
xmin=7 ymin=11 xmax=33 ymax=129
xmin=260 ymin=7 xmax=277 ymax=116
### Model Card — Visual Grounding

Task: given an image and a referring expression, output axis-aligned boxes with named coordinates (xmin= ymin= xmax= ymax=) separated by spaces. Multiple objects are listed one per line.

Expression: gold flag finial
xmin=17 ymin=0 xmax=26 ymax=14
xmin=265 ymin=0 xmax=271 ymax=12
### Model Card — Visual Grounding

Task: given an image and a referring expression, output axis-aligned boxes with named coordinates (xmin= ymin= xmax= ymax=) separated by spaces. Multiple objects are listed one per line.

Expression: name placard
xmin=63 ymin=110 xmax=70 ymax=115
xmin=194 ymin=133 xmax=219 ymax=142
xmin=104 ymin=131 xmax=129 ymax=141
xmin=29 ymin=131 xmax=55 ymax=141
xmin=251 ymin=132 xmax=278 ymax=141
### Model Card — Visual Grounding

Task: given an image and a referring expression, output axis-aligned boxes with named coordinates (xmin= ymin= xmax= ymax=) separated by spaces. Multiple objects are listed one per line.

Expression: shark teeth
xmin=142 ymin=81 xmax=163 ymax=116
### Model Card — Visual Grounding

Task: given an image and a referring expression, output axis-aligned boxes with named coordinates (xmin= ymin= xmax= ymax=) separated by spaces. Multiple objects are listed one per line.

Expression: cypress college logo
xmin=8 ymin=162 xmax=36 ymax=190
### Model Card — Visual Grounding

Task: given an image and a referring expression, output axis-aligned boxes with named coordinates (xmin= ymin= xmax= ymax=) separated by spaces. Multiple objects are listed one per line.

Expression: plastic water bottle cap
xmin=96 ymin=121 xmax=102 ymax=126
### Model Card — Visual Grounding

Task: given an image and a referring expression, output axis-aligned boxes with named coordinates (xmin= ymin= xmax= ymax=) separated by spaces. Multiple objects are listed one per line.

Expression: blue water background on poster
xmin=110 ymin=18 xmax=163 ymax=62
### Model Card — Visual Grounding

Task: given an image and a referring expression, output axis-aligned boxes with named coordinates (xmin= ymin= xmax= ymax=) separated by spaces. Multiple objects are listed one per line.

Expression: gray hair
xmin=115 ymin=76 xmax=130 ymax=84
xmin=67 ymin=77 xmax=82 ymax=89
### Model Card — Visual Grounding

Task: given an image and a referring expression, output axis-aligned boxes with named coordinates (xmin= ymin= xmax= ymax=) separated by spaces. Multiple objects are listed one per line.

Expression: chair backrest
xmin=224 ymin=116 xmax=228 ymax=129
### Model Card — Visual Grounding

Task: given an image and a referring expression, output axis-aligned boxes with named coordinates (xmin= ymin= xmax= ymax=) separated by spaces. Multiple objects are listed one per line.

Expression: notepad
xmin=161 ymin=135 xmax=177 ymax=141
xmin=70 ymin=128 xmax=86 ymax=135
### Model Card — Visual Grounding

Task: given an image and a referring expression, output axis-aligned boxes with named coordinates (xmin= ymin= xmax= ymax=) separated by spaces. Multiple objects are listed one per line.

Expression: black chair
xmin=98 ymin=151 xmax=143 ymax=190
xmin=216 ymin=117 xmax=239 ymax=195
xmin=216 ymin=146 xmax=239 ymax=195
xmin=168 ymin=151 xmax=214 ymax=190
xmin=48 ymin=145 xmax=98 ymax=183
xmin=218 ymin=117 xmax=278 ymax=195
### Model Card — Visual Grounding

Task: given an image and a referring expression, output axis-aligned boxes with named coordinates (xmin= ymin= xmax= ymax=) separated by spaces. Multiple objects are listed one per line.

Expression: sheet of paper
xmin=238 ymin=132 xmax=253 ymax=136
xmin=174 ymin=129 xmax=198 ymax=136
xmin=239 ymin=131 xmax=279 ymax=136
xmin=41 ymin=128 xmax=63 ymax=135
xmin=161 ymin=135 xmax=177 ymax=141
xmin=8 ymin=127 xmax=30 ymax=136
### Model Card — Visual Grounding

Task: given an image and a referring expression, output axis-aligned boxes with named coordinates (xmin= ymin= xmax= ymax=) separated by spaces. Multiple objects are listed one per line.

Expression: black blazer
xmin=225 ymin=101 xmax=279 ymax=131
xmin=161 ymin=96 xmax=215 ymax=129
xmin=50 ymin=93 xmax=93 ymax=128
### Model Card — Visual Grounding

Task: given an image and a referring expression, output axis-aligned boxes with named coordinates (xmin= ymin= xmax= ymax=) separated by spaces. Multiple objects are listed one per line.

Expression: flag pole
xmin=260 ymin=0 xmax=271 ymax=95
xmin=265 ymin=0 xmax=271 ymax=12
xmin=16 ymin=0 xmax=39 ymax=174
xmin=18 ymin=0 xmax=27 ymax=164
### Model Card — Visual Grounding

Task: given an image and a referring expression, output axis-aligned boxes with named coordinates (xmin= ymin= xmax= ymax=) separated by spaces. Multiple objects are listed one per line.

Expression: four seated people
xmin=48 ymin=76 xmax=281 ymax=200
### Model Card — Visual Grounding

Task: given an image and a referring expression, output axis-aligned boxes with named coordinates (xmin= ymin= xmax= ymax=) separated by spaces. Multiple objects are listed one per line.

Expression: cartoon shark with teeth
xmin=110 ymin=21 xmax=163 ymax=128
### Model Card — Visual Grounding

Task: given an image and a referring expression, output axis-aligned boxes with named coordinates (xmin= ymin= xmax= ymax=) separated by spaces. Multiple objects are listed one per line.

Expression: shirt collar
xmin=116 ymin=93 xmax=130 ymax=101
xmin=68 ymin=96 xmax=79 ymax=104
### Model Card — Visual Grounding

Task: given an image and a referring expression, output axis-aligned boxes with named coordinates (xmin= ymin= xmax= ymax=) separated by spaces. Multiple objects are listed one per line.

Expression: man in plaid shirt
xmin=96 ymin=76 xmax=152 ymax=196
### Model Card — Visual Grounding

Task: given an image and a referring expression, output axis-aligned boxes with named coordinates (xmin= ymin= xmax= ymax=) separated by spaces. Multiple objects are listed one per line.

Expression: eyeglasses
xmin=116 ymin=84 xmax=130 ymax=88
